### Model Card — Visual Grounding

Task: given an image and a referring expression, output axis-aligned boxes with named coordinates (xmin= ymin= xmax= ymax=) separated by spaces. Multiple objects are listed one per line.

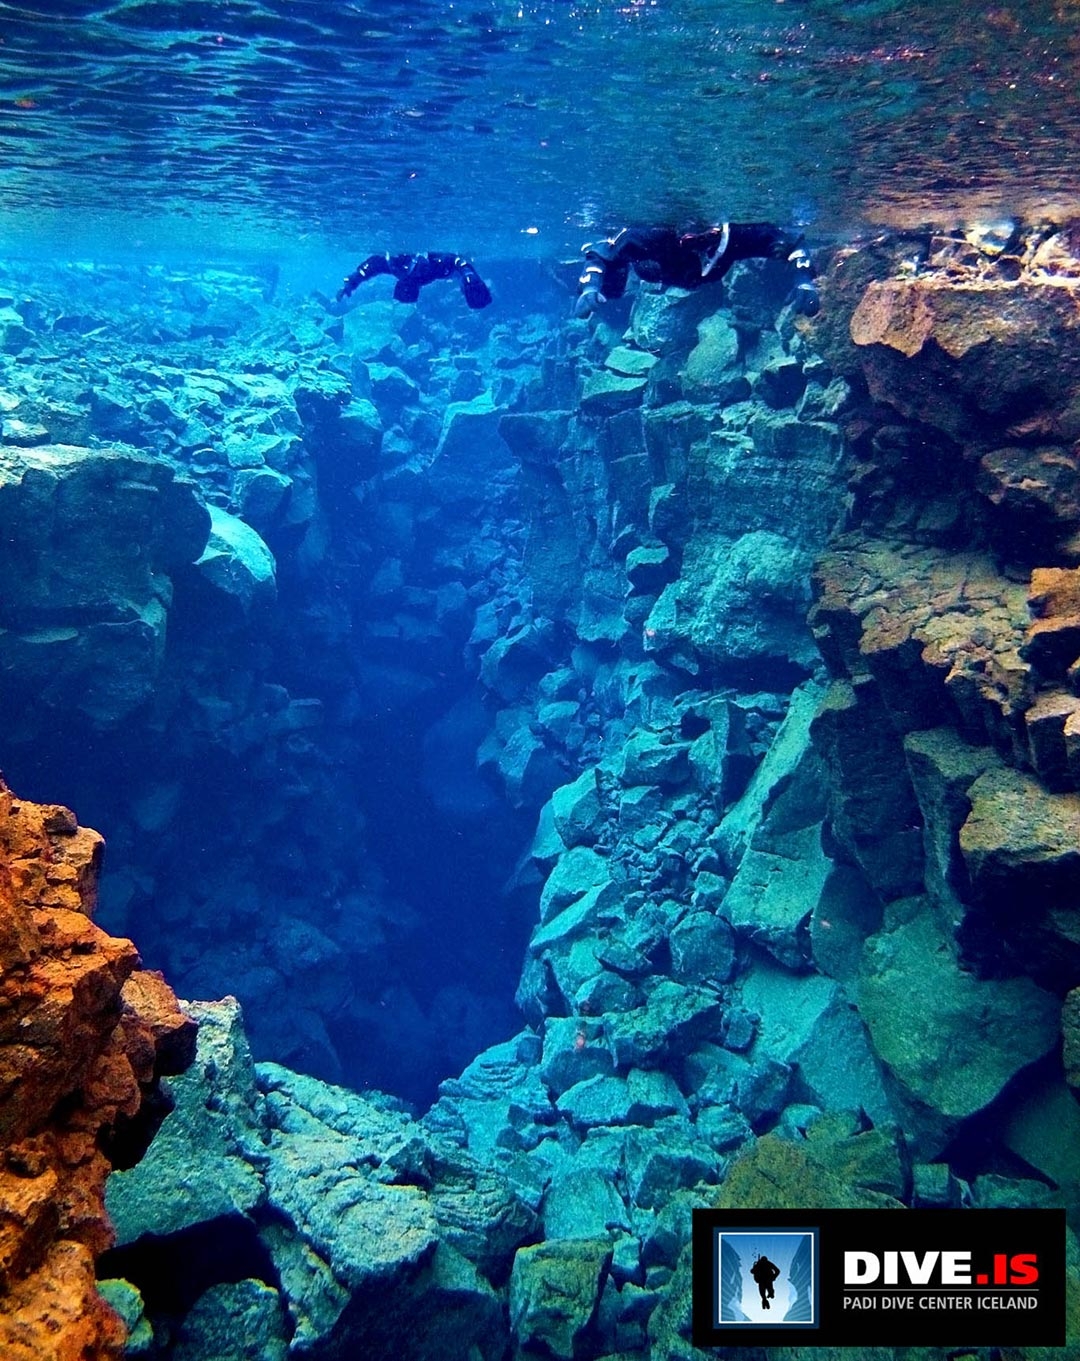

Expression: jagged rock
xmin=539 ymin=1017 xmax=615 ymax=1097
xmin=717 ymin=681 xmax=825 ymax=870
xmin=96 ymin=1280 xmax=153 ymax=1355
xmin=479 ymin=619 xmax=555 ymax=700
xmin=811 ymin=679 xmax=926 ymax=901
xmin=626 ymin=286 xmax=715 ymax=356
xmin=510 ymin=1239 xmax=612 ymax=1361
xmin=173 ymin=1280 xmax=289 ymax=1361
xmin=195 ymin=505 xmax=277 ymax=613
xmin=496 ymin=724 xmax=566 ymax=810
xmin=1 ymin=417 xmax=49 ymax=445
xmin=556 ymin=1069 xmax=689 ymax=1130
xmin=722 ymin=823 xmax=828 ymax=968
xmin=1000 ymin=1075 xmax=1080 ymax=1196
xmin=0 ymin=443 xmax=209 ymax=726
xmin=827 ymin=267 xmax=1080 ymax=441
xmin=668 ymin=911 xmax=736 ymax=987
xmin=233 ymin=467 xmax=292 ymax=529
xmin=683 ymin=696 xmax=755 ymax=807
xmin=622 ymin=1123 xmax=720 ymax=1210
xmin=425 ymin=1031 xmax=552 ymax=1163
xmin=538 ymin=846 xmax=611 ymax=923
xmin=257 ymin=1220 xmax=351 ymax=1353
xmin=550 ymin=767 xmax=604 ymax=848
xmin=618 ymin=730 xmax=691 ymax=786
xmin=334 ymin=398 xmax=383 ymax=476
xmin=106 ymin=998 xmax=266 ymax=1244
xmin=0 ymin=782 xmax=194 ymax=1361
xmin=1025 ymin=565 xmax=1080 ymax=675
xmin=605 ymin=346 xmax=657 ymax=378
xmin=624 ymin=544 xmax=672 ymax=596
xmin=681 ymin=313 xmax=743 ymax=401
xmin=812 ymin=538 xmax=1035 ymax=750
xmin=720 ymin=1119 xmax=906 ymax=1211
xmin=911 ymin=1161 xmax=964 ymax=1209
xmin=755 ymin=357 xmax=807 ymax=409
xmin=712 ymin=1056 xmax=795 ymax=1135
xmin=980 ymin=444 xmax=1080 ymax=539
xmin=960 ymin=763 xmax=1080 ymax=966
xmin=740 ymin=963 xmax=893 ymax=1125
xmin=365 ymin=363 xmax=418 ymax=418
xmin=606 ymin=982 xmax=724 ymax=1067
xmin=858 ymin=908 xmax=1060 ymax=1136
xmin=497 ymin=409 xmax=571 ymax=464
xmin=542 ymin=1164 xmax=629 ymax=1240
xmin=580 ymin=369 xmax=648 ymax=418
xmin=428 ymin=392 xmax=515 ymax=503
xmin=530 ymin=879 xmax=621 ymax=956
xmin=902 ymin=727 xmax=997 ymax=921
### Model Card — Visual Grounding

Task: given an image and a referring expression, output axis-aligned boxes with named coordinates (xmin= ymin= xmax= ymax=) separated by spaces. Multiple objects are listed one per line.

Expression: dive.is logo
xmin=692 ymin=1208 xmax=1066 ymax=1348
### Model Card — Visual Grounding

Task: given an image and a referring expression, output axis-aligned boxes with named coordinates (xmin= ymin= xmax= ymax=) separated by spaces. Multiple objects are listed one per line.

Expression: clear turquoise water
xmin=2 ymin=0 xmax=1079 ymax=260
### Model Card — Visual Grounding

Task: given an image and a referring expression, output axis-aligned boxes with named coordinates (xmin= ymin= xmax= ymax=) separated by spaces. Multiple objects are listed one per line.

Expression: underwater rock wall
xmin=3 ymin=240 xmax=1080 ymax=1357
xmin=0 ymin=779 xmax=195 ymax=1360
xmin=808 ymin=226 xmax=1080 ymax=1178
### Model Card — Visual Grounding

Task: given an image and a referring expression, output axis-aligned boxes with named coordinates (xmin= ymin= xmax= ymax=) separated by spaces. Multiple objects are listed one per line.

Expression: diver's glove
xmin=785 ymin=246 xmax=819 ymax=315
xmin=789 ymin=280 xmax=820 ymax=316
xmin=335 ymin=253 xmax=391 ymax=302
xmin=574 ymin=288 xmax=605 ymax=318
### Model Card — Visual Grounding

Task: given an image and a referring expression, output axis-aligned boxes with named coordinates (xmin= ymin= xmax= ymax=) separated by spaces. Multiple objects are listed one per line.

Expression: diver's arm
xmin=574 ymin=232 xmax=638 ymax=317
xmin=336 ymin=253 xmax=396 ymax=301
xmin=575 ymin=227 xmax=683 ymax=315
xmin=724 ymin=223 xmax=820 ymax=313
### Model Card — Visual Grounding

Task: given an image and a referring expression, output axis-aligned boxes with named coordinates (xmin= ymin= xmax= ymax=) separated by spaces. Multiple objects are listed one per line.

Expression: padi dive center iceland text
xmin=691 ymin=1208 xmax=1066 ymax=1347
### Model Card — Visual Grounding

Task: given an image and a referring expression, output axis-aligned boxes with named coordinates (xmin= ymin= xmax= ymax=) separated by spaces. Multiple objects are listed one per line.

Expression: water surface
xmin=1 ymin=0 xmax=1079 ymax=258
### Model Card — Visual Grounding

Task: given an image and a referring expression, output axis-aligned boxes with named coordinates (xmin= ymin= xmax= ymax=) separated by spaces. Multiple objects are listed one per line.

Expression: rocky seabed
xmin=0 ymin=229 xmax=1078 ymax=1358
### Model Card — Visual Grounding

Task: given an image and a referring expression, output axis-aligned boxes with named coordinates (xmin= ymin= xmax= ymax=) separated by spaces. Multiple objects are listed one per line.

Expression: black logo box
xmin=692 ymin=1208 xmax=1067 ymax=1348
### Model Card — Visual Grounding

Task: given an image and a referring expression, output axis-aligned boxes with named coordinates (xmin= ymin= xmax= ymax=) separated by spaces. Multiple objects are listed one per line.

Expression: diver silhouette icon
xmin=751 ymin=1253 xmax=781 ymax=1309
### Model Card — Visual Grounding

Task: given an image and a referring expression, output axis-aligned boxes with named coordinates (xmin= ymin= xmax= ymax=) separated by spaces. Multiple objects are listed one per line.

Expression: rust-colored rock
xmin=811 ymin=225 xmax=1080 ymax=987
xmin=0 ymin=778 xmax=195 ymax=1360
xmin=816 ymin=230 xmax=1080 ymax=448
xmin=1024 ymin=565 xmax=1080 ymax=677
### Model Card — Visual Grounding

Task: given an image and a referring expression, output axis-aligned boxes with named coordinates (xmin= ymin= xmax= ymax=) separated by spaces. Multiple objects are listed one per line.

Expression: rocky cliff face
xmin=0 ymin=780 xmax=195 ymax=1360
xmin=807 ymin=226 xmax=1080 ymax=1171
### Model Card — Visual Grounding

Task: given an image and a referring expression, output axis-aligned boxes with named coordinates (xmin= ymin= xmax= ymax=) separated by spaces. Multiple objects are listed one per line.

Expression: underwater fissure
xmin=3 ymin=228 xmax=1080 ymax=1357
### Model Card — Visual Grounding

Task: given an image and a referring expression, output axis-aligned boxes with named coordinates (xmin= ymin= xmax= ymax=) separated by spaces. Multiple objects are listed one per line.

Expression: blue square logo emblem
xmin=714 ymin=1227 xmax=819 ymax=1328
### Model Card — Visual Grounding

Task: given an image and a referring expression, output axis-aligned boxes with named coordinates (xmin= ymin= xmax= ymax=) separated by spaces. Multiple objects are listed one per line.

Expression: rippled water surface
xmin=2 ymin=0 xmax=1080 ymax=255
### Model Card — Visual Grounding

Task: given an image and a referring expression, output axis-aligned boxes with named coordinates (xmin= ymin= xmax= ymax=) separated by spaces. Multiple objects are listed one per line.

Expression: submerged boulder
xmin=195 ymin=505 xmax=277 ymax=613
xmin=858 ymin=908 xmax=1060 ymax=1143
xmin=0 ymin=443 xmax=209 ymax=726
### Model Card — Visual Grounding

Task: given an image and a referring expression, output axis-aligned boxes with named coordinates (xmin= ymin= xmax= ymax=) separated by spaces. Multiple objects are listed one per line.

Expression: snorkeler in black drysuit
xmin=574 ymin=223 xmax=818 ymax=318
xmin=336 ymin=252 xmax=492 ymax=309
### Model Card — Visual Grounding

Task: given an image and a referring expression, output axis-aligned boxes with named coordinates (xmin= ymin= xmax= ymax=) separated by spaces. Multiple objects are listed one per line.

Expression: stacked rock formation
xmin=806 ymin=222 xmax=1080 ymax=1179
xmin=0 ymin=780 xmax=195 ymax=1360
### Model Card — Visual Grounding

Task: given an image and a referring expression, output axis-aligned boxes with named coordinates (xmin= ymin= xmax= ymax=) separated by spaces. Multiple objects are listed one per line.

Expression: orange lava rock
xmin=1024 ymin=566 xmax=1080 ymax=677
xmin=0 ymin=778 xmax=195 ymax=1361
